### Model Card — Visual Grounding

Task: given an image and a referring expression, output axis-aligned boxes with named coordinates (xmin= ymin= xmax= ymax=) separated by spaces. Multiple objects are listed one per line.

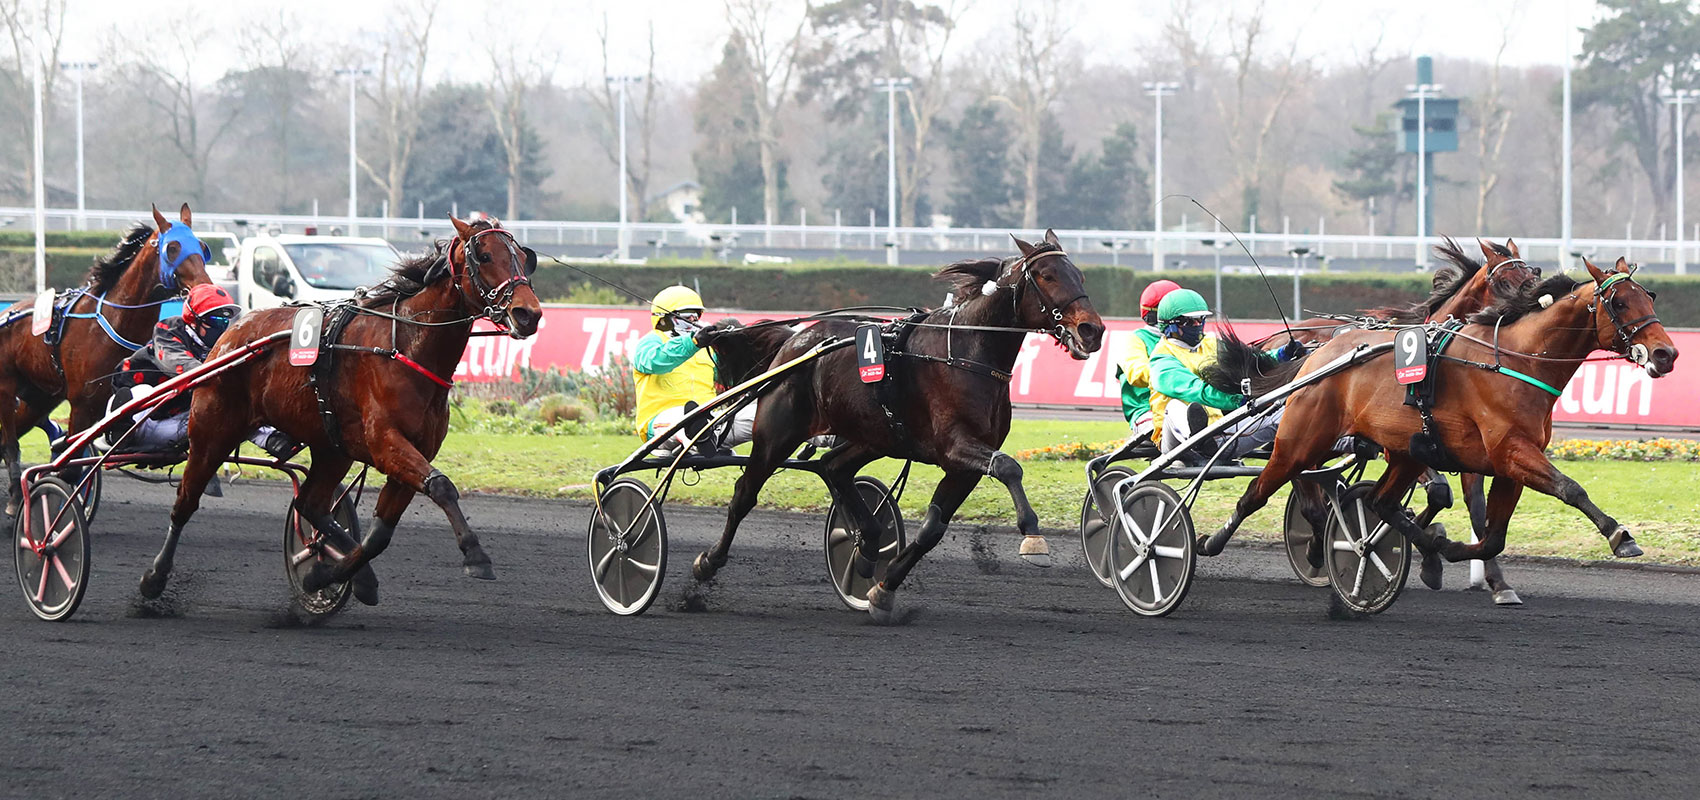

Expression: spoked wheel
xmin=1081 ymin=466 xmax=1135 ymax=588
xmin=824 ymin=476 xmax=907 ymax=611
xmin=588 ymin=478 xmax=667 ymax=616
xmin=1107 ymin=481 xmax=1195 ymax=617
xmin=12 ymin=477 xmax=90 ymax=621
xmin=1323 ymin=481 xmax=1413 ymax=614
xmin=1282 ymin=481 xmax=1333 ymax=588
xmin=282 ymin=487 xmax=359 ymax=617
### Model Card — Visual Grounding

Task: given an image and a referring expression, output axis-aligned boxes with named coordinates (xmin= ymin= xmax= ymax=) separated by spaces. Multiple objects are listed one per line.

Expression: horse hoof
xmin=1018 ymin=535 xmax=1052 ymax=568
xmin=1305 ymin=535 xmax=1325 ymax=569
xmin=351 ymin=565 xmax=380 ymax=606
xmin=138 ymin=569 xmax=168 ymax=600
xmin=300 ymin=561 xmax=336 ymax=594
xmin=692 ymin=552 xmax=719 ymax=582
xmin=866 ymin=584 xmax=896 ymax=625
xmin=1419 ymin=551 xmax=1444 ymax=591
xmin=463 ymin=562 xmax=496 ymax=580
xmin=1199 ymin=529 xmax=1231 ymax=557
xmin=1492 ymin=589 xmax=1523 ymax=606
xmin=1608 ymin=527 xmax=1643 ymax=558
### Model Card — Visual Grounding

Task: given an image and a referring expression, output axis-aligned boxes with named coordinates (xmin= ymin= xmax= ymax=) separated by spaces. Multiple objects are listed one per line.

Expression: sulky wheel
xmin=1323 ymin=481 xmax=1413 ymax=614
xmin=1080 ymin=466 xmax=1135 ymax=588
xmin=282 ymin=487 xmax=360 ymax=618
xmin=588 ymin=477 xmax=667 ymax=616
xmin=12 ymin=477 xmax=90 ymax=622
xmin=1282 ymin=482 xmax=1333 ymax=588
xmin=1107 ymin=481 xmax=1196 ymax=617
xmin=824 ymin=476 xmax=907 ymax=611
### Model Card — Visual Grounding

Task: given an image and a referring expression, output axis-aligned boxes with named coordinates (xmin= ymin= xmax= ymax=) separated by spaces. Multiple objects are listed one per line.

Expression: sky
xmin=57 ymin=0 xmax=1592 ymax=86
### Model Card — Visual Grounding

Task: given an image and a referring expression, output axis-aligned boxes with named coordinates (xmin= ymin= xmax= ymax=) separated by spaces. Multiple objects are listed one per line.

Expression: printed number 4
xmin=863 ymin=333 xmax=877 ymax=361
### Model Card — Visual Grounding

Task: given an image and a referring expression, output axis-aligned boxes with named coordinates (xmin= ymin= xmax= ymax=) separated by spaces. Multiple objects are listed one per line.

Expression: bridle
xmin=1589 ymin=271 xmax=1661 ymax=363
xmin=996 ymin=247 xmax=1089 ymax=347
xmin=450 ymin=226 xmax=533 ymax=329
xmin=1485 ymin=256 xmax=1540 ymax=284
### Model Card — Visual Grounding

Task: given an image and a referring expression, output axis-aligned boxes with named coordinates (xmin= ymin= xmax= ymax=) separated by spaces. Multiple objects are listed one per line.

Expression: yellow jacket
xmin=632 ymin=330 xmax=717 ymax=436
xmin=1147 ymin=332 xmax=1237 ymax=441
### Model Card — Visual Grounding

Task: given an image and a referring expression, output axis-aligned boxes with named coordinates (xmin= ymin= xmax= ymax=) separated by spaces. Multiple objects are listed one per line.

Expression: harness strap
xmin=323 ymin=343 xmax=455 ymax=390
xmin=309 ymin=303 xmax=358 ymax=456
xmin=1491 ymin=365 xmax=1564 ymax=397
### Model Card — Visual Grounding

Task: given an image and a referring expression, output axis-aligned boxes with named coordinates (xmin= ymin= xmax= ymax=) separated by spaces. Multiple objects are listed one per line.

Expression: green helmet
xmin=1157 ymin=289 xmax=1211 ymax=322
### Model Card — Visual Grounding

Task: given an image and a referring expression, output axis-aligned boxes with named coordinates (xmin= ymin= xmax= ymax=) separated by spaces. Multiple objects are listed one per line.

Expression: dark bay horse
xmin=1204 ymin=257 xmax=1676 ymax=589
xmin=0 ymin=204 xmax=212 ymax=514
xmin=138 ymin=216 xmax=542 ymax=605
xmin=1245 ymin=237 xmax=1541 ymax=603
xmin=693 ymin=230 xmax=1105 ymax=622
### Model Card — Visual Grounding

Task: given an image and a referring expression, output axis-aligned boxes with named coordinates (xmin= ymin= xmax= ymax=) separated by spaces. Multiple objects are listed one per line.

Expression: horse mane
xmin=933 ymin=256 xmax=1008 ymax=302
xmin=361 ymin=220 xmax=496 ymax=306
xmin=1362 ymin=236 xmax=1485 ymax=323
xmin=1468 ymin=272 xmax=1587 ymax=326
xmin=85 ymin=223 xmax=153 ymax=293
xmin=1199 ymin=325 xmax=1311 ymax=398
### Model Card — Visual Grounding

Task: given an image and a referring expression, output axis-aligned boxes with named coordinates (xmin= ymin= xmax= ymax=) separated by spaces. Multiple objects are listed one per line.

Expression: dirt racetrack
xmin=5 ymin=477 xmax=1699 ymax=798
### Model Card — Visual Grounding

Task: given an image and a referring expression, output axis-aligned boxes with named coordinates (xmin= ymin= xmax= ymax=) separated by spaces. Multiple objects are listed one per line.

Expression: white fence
xmin=0 ymin=205 xmax=1692 ymax=270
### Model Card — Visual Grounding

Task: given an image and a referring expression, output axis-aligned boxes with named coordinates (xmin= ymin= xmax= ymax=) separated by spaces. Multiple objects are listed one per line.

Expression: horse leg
xmin=1203 ymin=435 xmax=1334 ymax=556
xmin=0 ymin=383 xmax=31 ymax=517
xmin=1460 ymin=472 xmax=1521 ymax=605
xmin=1296 ymin=480 xmax=1332 ymax=569
xmin=140 ymin=421 xmax=246 ymax=599
xmin=291 ymin=452 xmax=381 ymax=606
xmin=1364 ymin=456 xmax=1453 ymax=590
xmin=692 ymin=420 xmax=806 ymax=582
xmin=299 ymin=475 xmax=415 ymax=601
xmin=816 ymin=445 xmax=884 ymax=578
xmin=867 ymin=470 xmax=981 ymax=624
xmin=923 ymin=440 xmax=1046 ymax=565
xmin=1493 ymin=440 xmax=1641 ymax=558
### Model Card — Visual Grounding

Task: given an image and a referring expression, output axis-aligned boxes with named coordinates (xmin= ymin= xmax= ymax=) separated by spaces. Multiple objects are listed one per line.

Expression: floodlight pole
xmin=61 ymin=61 xmax=97 ymax=231
xmin=1406 ymin=83 xmax=1443 ymax=268
xmin=1664 ymin=89 xmax=1697 ymax=274
xmin=335 ymin=67 xmax=371 ymax=237
xmin=609 ymin=76 xmax=642 ymax=261
xmin=1144 ymin=81 xmax=1180 ymax=272
xmin=874 ymin=77 xmax=911 ymax=266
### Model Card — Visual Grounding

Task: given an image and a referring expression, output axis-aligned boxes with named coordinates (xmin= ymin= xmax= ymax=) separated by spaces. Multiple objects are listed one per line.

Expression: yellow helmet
xmin=650 ymin=285 xmax=705 ymax=321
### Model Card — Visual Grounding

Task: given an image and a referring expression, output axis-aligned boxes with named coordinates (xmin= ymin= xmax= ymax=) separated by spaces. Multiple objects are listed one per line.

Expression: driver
xmin=1115 ymin=279 xmax=1181 ymax=439
xmin=633 ymin=286 xmax=757 ymax=456
xmin=111 ymin=284 xmax=296 ymax=458
xmin=1149 ymin=289 xmax=1300 ymax=464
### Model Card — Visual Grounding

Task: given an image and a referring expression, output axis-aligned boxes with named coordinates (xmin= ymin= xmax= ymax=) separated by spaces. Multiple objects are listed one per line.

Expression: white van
xmin=235 ymin=234 xmax=402 ymax=310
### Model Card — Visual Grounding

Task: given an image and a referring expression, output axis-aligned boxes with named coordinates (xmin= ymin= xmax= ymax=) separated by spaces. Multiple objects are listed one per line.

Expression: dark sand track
xmin=5 ymin=477 xmax=1698 ymax=798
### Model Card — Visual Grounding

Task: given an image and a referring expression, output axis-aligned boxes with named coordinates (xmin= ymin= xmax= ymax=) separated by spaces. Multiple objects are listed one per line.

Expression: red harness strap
xmin=392 ymin=351 xmax=454 ymax=389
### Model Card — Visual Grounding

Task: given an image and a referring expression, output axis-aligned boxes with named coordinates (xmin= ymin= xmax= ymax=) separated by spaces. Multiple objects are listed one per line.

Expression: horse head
xmin=444 ymin=215 xmax=542 ymax=338
xmin=1009 ymin=229 xmax=1103 ymax=360
xmin=1583 ymin=257 xmax=1677 ymax=378
xmin=143 ymin=202 xmax=213 ymax=297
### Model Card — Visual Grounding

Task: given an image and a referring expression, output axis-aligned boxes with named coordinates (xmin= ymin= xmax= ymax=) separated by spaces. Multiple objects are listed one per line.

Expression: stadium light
xmin=60 ymin=62 xmax=97 ymax=230
xmin=608 ymin=75 xmax=642 ymax=260
xmin=1405 ymin=83 xmax=1444 ymax=267
xmin=334 ymin=67 xmax=372 ymax=237
xmin=1144 ymin=81 xmax=1180 ymax=273
xmin=873 ymin=77 xmax=912 ymax=266
xmin=1663 ymin=88 xmax=1699 ymax=275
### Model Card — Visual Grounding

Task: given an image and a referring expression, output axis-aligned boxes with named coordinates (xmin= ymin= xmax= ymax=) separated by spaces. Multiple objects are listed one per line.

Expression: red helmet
xmin=184 ymin=284 xmax=238 ymax=323
xmin=1139 ymin=280 xmax=1183 ymax=314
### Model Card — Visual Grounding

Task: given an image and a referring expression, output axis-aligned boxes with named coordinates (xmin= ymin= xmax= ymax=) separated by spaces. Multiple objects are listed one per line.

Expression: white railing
xmin=0 ymin=205 xmax=1689 ymax=270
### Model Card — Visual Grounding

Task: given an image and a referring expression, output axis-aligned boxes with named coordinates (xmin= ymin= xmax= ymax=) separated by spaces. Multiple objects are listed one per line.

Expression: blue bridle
xmin=157 ymin=222 xmax=210 ymax=291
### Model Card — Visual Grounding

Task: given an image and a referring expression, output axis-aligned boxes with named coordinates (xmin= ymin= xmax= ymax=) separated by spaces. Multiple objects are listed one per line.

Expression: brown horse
xmin=1203 ymin=257 xmax=1676 ymax=589
xmin=0 ymin=204 xmax=212 ymax=514
xmin=1253 ymin=237 xmax=1541 ymax=603
xmin=693 ymin=230 xmax=1104 ymax=622
xmin=137 ymin=216 xmax=542 ymax=605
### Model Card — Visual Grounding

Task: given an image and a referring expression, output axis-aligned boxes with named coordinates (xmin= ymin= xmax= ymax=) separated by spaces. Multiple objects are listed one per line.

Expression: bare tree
xmin=989 ymin=0 xmax=1072 ymax=228
xmin=484 ymin=25 xmax=557 ymax=220
xmin=230 ymin=10 xmax=317 ymax=210
xmin=724 ymin=0 xmax=810 ymax=228
xmin=895 ymin=0 xmax=967 ymax=227
xmin=1473 ymin=6 xmax=1520 ymax=231
xmin=358 ymin=0 xmax=439 ymax=220
xmin=120 ymin=18 xmax=239 ymax=207
xmin=591 ymin=18 xmax=658 ymax=221
xmin=0 ymin=0 xmax=66 ymax=192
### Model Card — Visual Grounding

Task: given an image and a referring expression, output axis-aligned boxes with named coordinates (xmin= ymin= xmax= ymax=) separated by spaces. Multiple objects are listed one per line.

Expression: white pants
xmin=129 ymin=410 xmax=281 ymax=454
xmin=648 ymin=401 xmax=759 ymax=453
xmin=1160 ymin=399 xmax=1284 ymax=461
xmin=1131 ymin=410 xmax=1155 ymax=439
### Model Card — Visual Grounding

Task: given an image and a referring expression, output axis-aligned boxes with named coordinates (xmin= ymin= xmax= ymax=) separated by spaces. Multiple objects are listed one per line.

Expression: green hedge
xmin=533 ymin=263 xmax=1700 ymax=326
xmin=0 ymin=248 xmax=111 ymax=291
xmin=0 ymin=230 xmax=140 ymax=249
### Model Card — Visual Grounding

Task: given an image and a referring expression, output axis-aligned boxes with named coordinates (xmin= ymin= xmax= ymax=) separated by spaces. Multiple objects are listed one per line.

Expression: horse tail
xmin=1200 ymin=326 xmax=1312 ymax=398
